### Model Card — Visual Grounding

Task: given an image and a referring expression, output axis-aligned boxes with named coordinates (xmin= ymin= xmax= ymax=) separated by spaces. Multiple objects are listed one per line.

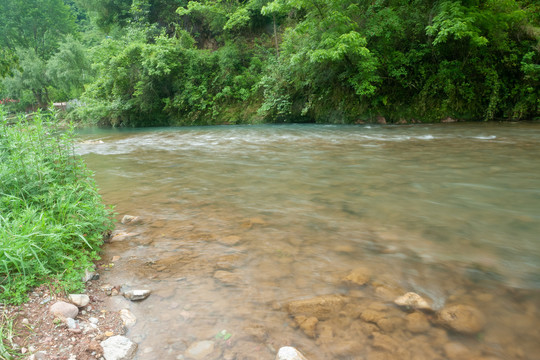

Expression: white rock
xmin=394 ymin=292 xmax=432 ymax=311
xmin=120 ymin=309 xmax=137 ymax=328
xmin=101 ymin=335 xmax=137 ymax=360
xmin=89 ymin=317 xmax=99 ymax=325
xmin=276 ymin=346 xmax=308 ymax=360
xmin=65 ymin=318 xmax=78 ymax=329
xmin=185 ymin=340 xmax=215 ymax=360
xmin=123 ymin=290 xmax=151 ymax=301
xmin=68 ymin=294 xmax=90 ymax=307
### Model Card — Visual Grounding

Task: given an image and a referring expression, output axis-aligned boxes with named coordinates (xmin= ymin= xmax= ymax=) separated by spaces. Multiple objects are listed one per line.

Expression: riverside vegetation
xmin=0 ymin=107 xmax=113 ymax=307
xmin=0 ymin=0 xmax=539 ymax=126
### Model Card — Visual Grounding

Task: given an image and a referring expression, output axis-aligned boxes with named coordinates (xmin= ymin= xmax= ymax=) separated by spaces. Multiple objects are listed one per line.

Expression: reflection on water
xmin=78 ymin=123 xmax=540 ymax=360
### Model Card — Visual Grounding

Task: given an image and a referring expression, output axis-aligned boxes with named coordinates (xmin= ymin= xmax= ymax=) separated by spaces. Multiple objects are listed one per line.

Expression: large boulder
xmin=437 ymin=304 xmax=486 ymax=334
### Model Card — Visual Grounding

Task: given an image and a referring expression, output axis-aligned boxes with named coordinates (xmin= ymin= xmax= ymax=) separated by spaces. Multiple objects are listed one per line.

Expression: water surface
xmin=77 ymin=123 xmax=540 ymax=360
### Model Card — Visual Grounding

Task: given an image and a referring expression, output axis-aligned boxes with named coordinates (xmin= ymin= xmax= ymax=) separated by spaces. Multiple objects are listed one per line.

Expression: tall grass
xmin=0 ymin=107 xmax=113 ymax=304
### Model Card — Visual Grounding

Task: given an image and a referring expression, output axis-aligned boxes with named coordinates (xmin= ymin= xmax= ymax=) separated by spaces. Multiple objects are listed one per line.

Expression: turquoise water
xmin=78 ymin=123 xmax=540 ymax=359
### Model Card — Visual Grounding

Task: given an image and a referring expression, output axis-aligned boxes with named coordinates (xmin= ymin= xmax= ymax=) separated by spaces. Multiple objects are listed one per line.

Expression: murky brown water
xmin=77 ymin=123 xmax=540 ymax=360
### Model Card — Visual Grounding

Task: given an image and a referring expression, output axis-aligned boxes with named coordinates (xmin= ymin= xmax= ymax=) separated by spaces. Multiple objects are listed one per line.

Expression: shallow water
xmin=77 ymin=123 xmax=540 ymax=360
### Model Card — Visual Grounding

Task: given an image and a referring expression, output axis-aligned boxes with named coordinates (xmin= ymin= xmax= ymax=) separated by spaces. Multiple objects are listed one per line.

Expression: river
xmin=76 ymin=123 xmax=540 ymax=360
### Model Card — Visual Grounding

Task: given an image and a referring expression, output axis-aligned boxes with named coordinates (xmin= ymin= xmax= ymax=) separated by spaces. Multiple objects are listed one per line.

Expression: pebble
xmin=343 ymin=267 xmax=372 ymax=286
xmin=65 ymin=318 xmax=78 ymax=329
xmin=276 ymin=346 xmax=308 ymax=360
xmin=121 ymin=215 xmax=142 ymax=225
xmin=68 ymin=294 xmax=90 ymax=307
xmin=89 ymin=317 xmax=99 ymax=324
xmin=49 ymin=301 xmax=79 ymax=319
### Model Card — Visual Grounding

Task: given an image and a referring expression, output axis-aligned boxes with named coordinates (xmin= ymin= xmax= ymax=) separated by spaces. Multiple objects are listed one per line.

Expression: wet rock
xmin=294 ymin=316 xmax=318 ymax=338
xmin=371 ymin=332 xmax=400 ymax=353
xmin=276 ymin=346 xmax=308 ymax=360
xmin=68 ymin=294 xmax=90 ymax=307
xmin=374 ymin=286 xmax=402 ymax=301
xmin=394 ymin=292 xmax=432 ymax=311
xmin=437 ymin=304 xmax=486 ymax=334
xmin=219 ymin=235 xmax=241 ymax=246
xmin=123 ymin=290 xmax=151 ymax=301
xmin=121 ymin=215 xmax=142 ymax=225
xmin=50 ymin=301 xmax=78 ymax=319
xmin=185 ymin=340 xmax=215 ymax=360
xmin=287 ymin=294 xmax=346 ymax=320
xmin=214 ymin=270 xmax=243 ymax=285
xmin=101 ymin=335 xmax=138 ymax=360
xmin=343 ymin=267 xmax=372 ymax=286
xmin=120 ymin=309 xmax=137 ymax=328
xmin=405 ymin=312 xmax=430 ymax=333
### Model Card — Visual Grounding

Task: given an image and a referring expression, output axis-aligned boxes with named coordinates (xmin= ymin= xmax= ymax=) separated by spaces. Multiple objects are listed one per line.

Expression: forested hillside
xmin=1 ymin=0 xmax=539 ymax=126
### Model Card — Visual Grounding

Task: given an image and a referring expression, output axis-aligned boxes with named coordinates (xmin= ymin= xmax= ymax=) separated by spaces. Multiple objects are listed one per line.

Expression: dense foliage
xmin=0 ymin=108 xmax=113 ymax=304
xmin=1 ymin=0 xmax=539 ymax=125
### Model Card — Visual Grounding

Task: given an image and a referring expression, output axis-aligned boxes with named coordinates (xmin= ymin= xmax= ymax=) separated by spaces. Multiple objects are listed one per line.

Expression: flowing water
xmin=77 ymin=123 xmax=540 ymax=360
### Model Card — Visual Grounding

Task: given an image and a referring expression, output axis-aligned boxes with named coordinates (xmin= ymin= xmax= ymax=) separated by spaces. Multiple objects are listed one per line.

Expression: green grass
xmin=0 ymin=309 xmax=16 ymax=360
xmin=0 ymin=107 xmax=114 ymax=305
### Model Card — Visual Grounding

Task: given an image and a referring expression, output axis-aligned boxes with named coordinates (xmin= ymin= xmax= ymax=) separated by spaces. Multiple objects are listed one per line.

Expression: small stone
xmin=101 ymin=284 xmax=114 ymax=295
xmin=121 ymin=215 xmax=142 ymax=225
xmin=394 ymin=292 xmax=432 ymax=311
xmin=276 ymin=346 xmax=308 ymax=360
xmin=437 ymin=304 xmax=486 ymax=334
xmin=28 ymin=346 xmax=36 ymax=352
xmin=105 ymin=331 xmax=115 ymax=337
xmin=112 ymin=256 xmax=121 ymax=262
xmin=68 ymin=294 xmax=90 ymax=307
xmin=50 ymin=301 xmax=79 ymax=319
xmin=287 ymin=294 xmax=345 ymax=320
xmin=294 ymin=316 xmax=318 ymax=338
xmin=21 ymin=318 xmax=30 ymax=325
xmin=343 ymin=267 xmax=372 ymax=286
xmin=101 ymin=335 xmax=137 ymax=360
xmin=123 ymin=290 xmax=151 ymax=301
xmin=185 ymin=340 xmax=215 ymax=360
xmin=21 ymin=348 xmax=27 ymax=354
xmin=120 ymin=309 xmax=137 ymax=328
xmin=65 ymin=318 xmax=78 ymax=329
xmin=444 ymin=342 xmax=473 ymax=360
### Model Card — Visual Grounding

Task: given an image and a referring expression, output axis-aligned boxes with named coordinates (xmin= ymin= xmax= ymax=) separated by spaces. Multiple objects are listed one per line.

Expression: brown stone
xmin=437 ymin=304 xmax=486 ymax=334
xmin=294 ymin=316 xmax=318 ymax=338
xmin=394 ymin=292 xmax=432 ymax=311
xmin=287 ymin=294 xmax=345 ymax=320
xmin=50 ymin=301 xmax=78 ymax=319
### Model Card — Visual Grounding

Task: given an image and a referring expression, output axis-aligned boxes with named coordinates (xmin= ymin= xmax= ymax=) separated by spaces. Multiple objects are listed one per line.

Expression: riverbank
xmin=0 ymin=109 xmax=116 ymax=358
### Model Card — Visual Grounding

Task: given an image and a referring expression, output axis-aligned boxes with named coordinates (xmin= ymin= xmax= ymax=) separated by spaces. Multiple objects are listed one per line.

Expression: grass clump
xmin=0 ymin=107 xmax=113 ymax=304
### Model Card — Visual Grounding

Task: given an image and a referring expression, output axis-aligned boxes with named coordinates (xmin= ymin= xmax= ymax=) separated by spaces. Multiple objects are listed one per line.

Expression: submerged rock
xmin=437 ymin=304 xmax=486 ymax=334
xmin=394 ymin=292 xmax=432 ymax=311
xmin=405 ymin=312 xmax=431 ymax=333
xmin=276 ymin=346 xmax=308 ymax=360
xmin=214 ymin=270 xmax=243 ymax=285
xmin=343 ymin=267 xmax=372 ymax=286
xmin=50 ymin=301 xmax=78 ymax=319
xmin=294 ymin=315 xmax=318 ymax=338
xmin=185 ymin=340 xmax=215 ymax=360
xmin=287 ymin=294 xmax=346 ymax=320
xmin=101 ymin=335 xmax=137 ymax=360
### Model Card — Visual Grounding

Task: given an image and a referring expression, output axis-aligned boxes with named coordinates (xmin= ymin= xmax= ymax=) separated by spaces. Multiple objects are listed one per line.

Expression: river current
xmin=77 ymin=123 xmax=540 ymax=360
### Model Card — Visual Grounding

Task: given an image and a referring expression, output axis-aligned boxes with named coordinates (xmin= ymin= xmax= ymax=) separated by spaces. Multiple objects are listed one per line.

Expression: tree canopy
xmin=0 ymin=0 xmax=538 ymax=124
